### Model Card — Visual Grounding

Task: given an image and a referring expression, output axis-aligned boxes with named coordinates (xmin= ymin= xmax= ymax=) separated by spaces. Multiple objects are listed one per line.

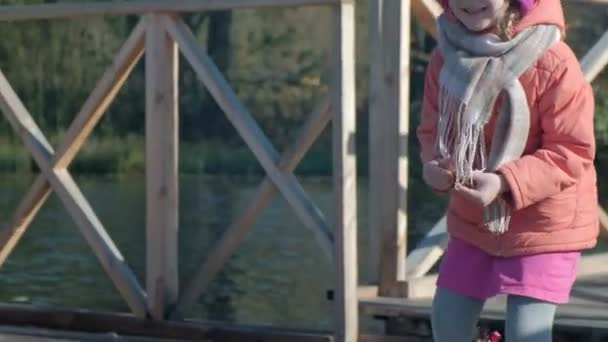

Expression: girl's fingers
xmin=455 ymin=184 xmax=483 ymax=206
xmin=437 ymin=158 xmax=453 ymax=170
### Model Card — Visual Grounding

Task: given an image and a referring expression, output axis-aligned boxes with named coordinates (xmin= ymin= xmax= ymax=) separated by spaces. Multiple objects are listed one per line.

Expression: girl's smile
xmin=448 ymin=0 xmax=507 ymax=32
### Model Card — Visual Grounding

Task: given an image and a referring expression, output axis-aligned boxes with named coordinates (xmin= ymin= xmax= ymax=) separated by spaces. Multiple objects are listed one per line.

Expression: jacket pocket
xmin=448 ymin=193 xmax=485 ymax=227
xmin=511 ymin=184 xmax=577 ymax=232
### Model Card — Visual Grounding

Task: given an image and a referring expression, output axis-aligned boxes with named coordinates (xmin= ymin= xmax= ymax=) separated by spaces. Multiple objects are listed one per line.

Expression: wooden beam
xmin=0 ymin=325 xmax=187 ymax=342
xmin=55 ymin=20 xmax=146 ymax=168
xmin=0 ymin=0 xmax=339 ymax=22
xmin=581 ymin=28 xmax=608 ymax=83
xmin=174 ymin=98 xmax=331 ymax=317
xmin=0 ymin=176 xmax=50 ymax=266
xmin=411 ymin=0 xmax=441 ymax=39
xmin=164 ymin=16 xmax=335 ymax=260
xmin=359 ymin=335 xmax=428 ymax=342
xmin=332 ymin=2 xmax=358 ymax=341
xmin=145 ymin=14 xmax=179 ymax=320
xmin=368 ymin=0 xmax=382 ymax=283
xmin=0 ymin=19 xmax=145 ymax=267
xmin=0 ymin=69 xmax=147 ymax=317
xmin=599 ymin=205 xmax=608 ymax=242
xmin=0 ymin=304 xmax=334 ymax=342
xmin=405 ymin=216 xmax=447 ymax=278
xmin=579 ymin=33 xmax=608 ymax=242
xmin=358 ymin=276 xmax=437 ymax=301
xmin=378 ymin=0 xmax=410 ymax=297
xmin=576 ymin=252 xmax=608 ymax=279
xmin=406 ymin=275 xmax=437 ymax=298
xmin=568 ymin=0 xmax=608 ymax=4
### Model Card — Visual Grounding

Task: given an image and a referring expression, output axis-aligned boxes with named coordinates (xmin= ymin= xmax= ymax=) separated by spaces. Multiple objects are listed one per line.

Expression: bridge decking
xmin=361 ymin=275 xmax=608 ymax=330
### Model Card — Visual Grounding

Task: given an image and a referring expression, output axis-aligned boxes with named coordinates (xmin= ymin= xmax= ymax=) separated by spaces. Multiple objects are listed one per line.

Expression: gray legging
xmin=432 ymin=287 xmax=557 ymax=342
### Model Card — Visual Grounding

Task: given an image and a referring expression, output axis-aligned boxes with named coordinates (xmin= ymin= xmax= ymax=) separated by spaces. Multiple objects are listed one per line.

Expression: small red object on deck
xmin=489 ymin=331 xmax=502 ymax=342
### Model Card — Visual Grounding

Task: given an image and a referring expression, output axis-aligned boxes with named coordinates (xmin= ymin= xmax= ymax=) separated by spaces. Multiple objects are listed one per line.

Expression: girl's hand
xmin=455 ymin=171 xmax=508 ymax=206
xmin=422 ymin=159 xmax=454 ymax=192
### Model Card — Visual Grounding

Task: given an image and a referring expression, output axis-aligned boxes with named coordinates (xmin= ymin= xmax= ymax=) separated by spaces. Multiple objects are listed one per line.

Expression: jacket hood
xmin=513 ymin=0 xmax=565 ymax=35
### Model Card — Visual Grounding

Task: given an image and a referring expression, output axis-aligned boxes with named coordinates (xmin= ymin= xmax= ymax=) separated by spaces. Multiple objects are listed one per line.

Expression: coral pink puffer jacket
xmin=417 ymin=0 xmax=599 ymax=256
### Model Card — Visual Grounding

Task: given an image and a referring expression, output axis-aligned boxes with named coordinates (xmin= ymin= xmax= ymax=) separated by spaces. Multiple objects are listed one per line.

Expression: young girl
xmin=416 ymin=0 xmax=599 ymax=341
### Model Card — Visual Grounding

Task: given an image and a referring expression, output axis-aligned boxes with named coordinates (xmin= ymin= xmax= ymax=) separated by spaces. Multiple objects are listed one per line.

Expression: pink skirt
xmin=436 ymin=237 xmax=581 ymax=304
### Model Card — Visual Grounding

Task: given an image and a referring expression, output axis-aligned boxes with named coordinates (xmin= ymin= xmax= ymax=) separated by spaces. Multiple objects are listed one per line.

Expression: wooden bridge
xmin=0 ymin=0 xmax=605 ymax=341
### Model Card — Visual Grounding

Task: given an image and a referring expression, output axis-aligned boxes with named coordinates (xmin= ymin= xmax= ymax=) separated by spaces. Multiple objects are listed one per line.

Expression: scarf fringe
xmin=438 ymin=86 xmax=486 ymax=186
xmin=438 ymin=85 xmax=511 ymax=234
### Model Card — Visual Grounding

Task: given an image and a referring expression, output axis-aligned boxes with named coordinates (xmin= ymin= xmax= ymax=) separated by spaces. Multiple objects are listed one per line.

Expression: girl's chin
xmin=461 ymin=20 xmax=495 ymax=33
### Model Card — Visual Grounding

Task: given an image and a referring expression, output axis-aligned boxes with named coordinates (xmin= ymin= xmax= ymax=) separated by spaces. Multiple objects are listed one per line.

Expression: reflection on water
xmin=0 ymin=173 xmax=444 ymax=331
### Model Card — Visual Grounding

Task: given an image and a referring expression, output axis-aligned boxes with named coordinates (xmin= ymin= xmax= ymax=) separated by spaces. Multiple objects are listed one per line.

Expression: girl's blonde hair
xmin=496 ymin=1 xmax=522 ymax=41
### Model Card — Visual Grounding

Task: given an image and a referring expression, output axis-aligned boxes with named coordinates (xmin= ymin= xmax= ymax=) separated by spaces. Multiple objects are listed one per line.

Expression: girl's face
xmin=447 ymin=0 xmax=509 ymax=33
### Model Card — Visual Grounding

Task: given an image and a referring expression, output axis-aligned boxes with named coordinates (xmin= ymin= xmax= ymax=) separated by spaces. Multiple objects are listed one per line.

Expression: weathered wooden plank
xmin=0 ymin=325 xmax=184 ymax=342
xmin=568 ymin=0 xmax=608 ymax=4
xmin=576 ymin=252 xmax=608 ymax=279
xmin=0 ymin=176 xmax=50 ymax=266
xmin=578 ymin=28 xmax=608 ymax=245
xmin=378 ymin=0 xmax=411 ymax=297
xmin=368 ymin=0 xmax=383 ymax=283
xmin=174 ymin=98 xmax=331 ymax=317
xmin=406 ymin=275 xmax=437 ymax=299
xmin=599 ymin=205 xmax=608 ymax=241
xmin=0 ymin=305 xmax=333 ymax=342
xmin=359 ymin=334 xmax=429 ymax=342
xmin=55 ymin=19 xmax=146 ymax=168
xmin=332 ymin=2 xmax=358 ymax=342
xmin=582 ymin=28 xmax=608 ymax=83
xmin=0 ymin=19 xmax=145 ymax=267
xmin=54 ymin=169 xmax=149 ymax=317
xmin=0 ymin=0 xmax=339 ymax=22
xmin=405 ymin=216 xmax=447 ymax=278
xmin=145 ymin=14 xmax=179 ymax=320
xmin=411 ymin=0 xmax=441 ymax=39
xmin=358 ymin=277 xmax=437 ymax=301
xmin=0 ymin=70 xmax=147 ymax=317
xmin=163 ymin=16 xmax=335 ymax=260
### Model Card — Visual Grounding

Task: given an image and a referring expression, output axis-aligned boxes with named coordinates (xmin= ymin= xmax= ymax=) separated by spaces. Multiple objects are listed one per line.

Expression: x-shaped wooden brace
xmin=0 ymin=20 xmax=148 ymax=317
xmin=0 ymin=13 xmax=338 ymax=319
xmin=159 ymin=16 xmax=336 ymax=316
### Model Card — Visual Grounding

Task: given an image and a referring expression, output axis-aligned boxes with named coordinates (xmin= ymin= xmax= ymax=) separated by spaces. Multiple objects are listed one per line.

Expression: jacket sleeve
xmin=416 ymin=49 xmax=443 ymax=164
xmin=497 ymin=56 xmax=596 ymax=211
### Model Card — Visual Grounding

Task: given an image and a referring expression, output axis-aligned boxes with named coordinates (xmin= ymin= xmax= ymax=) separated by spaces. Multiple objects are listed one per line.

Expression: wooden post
xmin=578 ymin=29 xmax=608 ymax=246
xmin=406 ymin=215 xmax=447 ymax=278
xmin=332 ymin=1 xmax=358 ymax=341
xmin=377 ymin=0 xmax=411 ymax=297
xmin=368 ymin=0 xmax=383 ymax=283
xmin=145 ymin=14 xmax=179 ymax=320
xmin=411 ymin=0 xmax=441 ymax=39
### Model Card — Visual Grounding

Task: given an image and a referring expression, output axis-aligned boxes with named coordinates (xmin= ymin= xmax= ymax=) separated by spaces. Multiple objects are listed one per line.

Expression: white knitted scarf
xmin=436 ymin=14 xmax=560 ymax=234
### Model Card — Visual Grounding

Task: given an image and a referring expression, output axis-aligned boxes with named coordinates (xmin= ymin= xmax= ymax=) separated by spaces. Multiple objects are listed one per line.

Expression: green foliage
xmin=0 ymin=0 xmax=606 ymax=175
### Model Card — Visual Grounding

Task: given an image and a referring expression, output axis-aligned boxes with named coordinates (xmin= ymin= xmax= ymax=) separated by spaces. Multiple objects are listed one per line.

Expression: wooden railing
xmin=0 ymin=1 xmax=358 ymax=341
xmin=3 ymin=0 xmax=607 ymax=340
